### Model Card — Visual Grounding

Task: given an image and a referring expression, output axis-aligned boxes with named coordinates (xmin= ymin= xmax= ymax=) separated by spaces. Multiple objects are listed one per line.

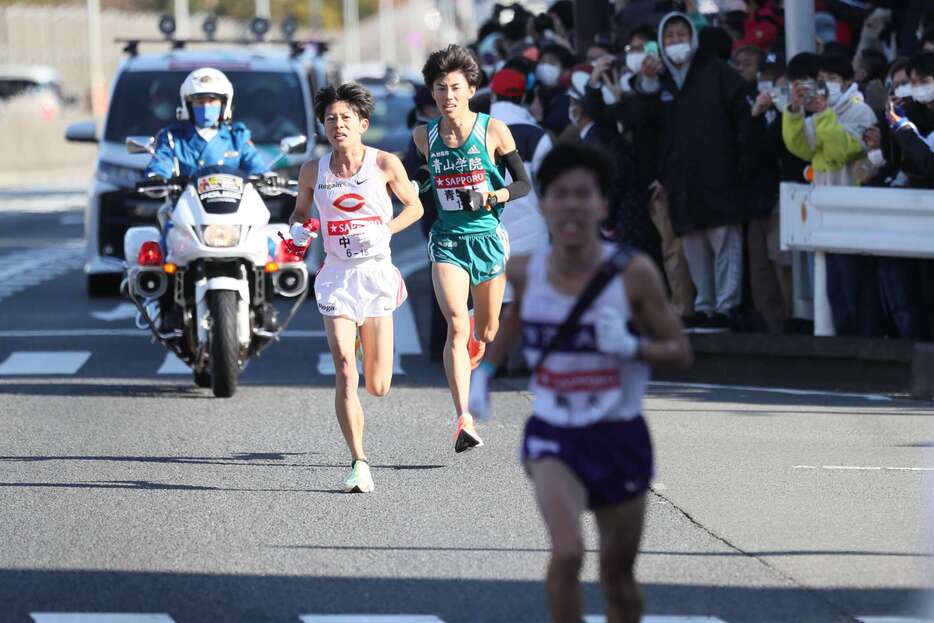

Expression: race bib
xmin=326 ymin=215 xmax=382 ymax=259
xmin=433 ymin=170 xmax=489 ymax=211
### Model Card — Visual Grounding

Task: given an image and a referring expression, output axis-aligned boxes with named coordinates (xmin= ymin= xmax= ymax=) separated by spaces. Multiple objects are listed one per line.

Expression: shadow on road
xmin=0 ymin=568 xmax=929 ymax=623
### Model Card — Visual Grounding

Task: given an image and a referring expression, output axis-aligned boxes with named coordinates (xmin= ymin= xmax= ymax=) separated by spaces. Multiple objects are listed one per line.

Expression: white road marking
xmin=316 ymin=352 xmax=405 ymax=376
xmin=0 ymin=194 xmax=86 ymax=213
xmin=652 ymin=482 xmax=668 ymax=491
xmin=650 ymin=380 xmax=892 ymax=402
xmin=299 ymin=617 xmax=444 ymax=623
xmin=0 ymin=246 xmax=83 ymax=304
xmin=0 ymin=330 xmax=149 ymax=338
xmin=31 ymin=614 xmax=175 ymax=622
xmin=0 ymin=351 xmax=91 ymax=375
xmin=857 ymin=617 xmax=934 ymax=623
xmin=157 ymin=353 xmax=190 ymax=375
xmin=586 ymin=617 xmax=727 ymax=622
xmin=795 ymin=465 xmax=934 ymax=473
xmin=0 ymin=329 xmax=328 ymax=338
xmin=92 ymin=303 xmax=138 ymax=322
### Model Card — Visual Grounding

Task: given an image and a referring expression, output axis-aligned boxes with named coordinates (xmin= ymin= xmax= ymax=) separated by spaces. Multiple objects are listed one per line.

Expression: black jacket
xmin=638 ymin=53 xmax=752 ymax=236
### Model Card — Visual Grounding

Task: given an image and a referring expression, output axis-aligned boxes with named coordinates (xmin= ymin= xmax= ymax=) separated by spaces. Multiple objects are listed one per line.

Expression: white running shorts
xmin=314 ymin=259 xmax=408 ymax=325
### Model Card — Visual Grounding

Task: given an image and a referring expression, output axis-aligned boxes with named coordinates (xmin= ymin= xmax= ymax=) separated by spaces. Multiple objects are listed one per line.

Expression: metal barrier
xmin=780 ymin=182 xmax=934 ymax=336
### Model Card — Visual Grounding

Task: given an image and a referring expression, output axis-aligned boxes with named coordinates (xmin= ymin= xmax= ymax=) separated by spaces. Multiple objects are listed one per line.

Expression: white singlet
xmin=312 ymin=148 xmax=407 ymax=324
xmin=314 ymin=148 xmax=393 ymax=263
xmin=520 ymin=244 xmax=650 ymax=427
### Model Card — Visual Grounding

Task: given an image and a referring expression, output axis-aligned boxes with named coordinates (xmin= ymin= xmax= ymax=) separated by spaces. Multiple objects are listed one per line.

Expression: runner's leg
xmin=324 ymin=315 xmax=366 ymax=460
xmin=528 ymin=458 xmax=589 ymax=623
xmin=432 ymin=261 xmax=472 ymax=415
xmin=471 ymin=272 xmax=507 ymax=344
xmin=359 ymin=315 xmax=394 ymax=397
xmin=594 ymin=494 xmax=648 ymax=623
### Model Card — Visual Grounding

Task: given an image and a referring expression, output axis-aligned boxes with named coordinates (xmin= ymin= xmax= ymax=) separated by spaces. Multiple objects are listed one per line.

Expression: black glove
xmin=456 ymin=188 xmax=486 ymax=212
xmin=138 ymin=175 xmax=167 ymax=189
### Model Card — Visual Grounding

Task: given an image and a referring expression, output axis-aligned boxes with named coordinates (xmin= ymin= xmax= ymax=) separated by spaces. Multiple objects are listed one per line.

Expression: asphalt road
xmin=0 ymin=194 xmax=932 ymax=623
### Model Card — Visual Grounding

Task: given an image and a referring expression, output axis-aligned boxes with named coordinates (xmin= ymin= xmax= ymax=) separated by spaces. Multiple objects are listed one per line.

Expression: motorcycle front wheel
xmin=208 ymin=289 xmax=239 ymax=398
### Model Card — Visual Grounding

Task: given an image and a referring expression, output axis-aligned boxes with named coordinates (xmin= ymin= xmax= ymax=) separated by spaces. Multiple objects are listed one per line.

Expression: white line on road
xmin=795 ymin=465 xmax=934 ymax=473
xmin=31 ymin=614 xmax=175 ymax=622
xmin=157 ymin=353 xmax=190 ymax=375
xmin=857 ymin=617 xmax=934 ymax=623
xmin=316 ymin=352 xmax=405 ymax=376
xmin=650 ymin=380 xmax=893 ymax=402
xmin=91 ymin=303 xmax=138 ymax=322
xmin=299 ymin=617 xmax=444 ymax=623
xmin=585 ymin=617 xmax=727 ymax=622
xmin=0 ymin=329 xmax=328 ymax=338
xmin=0 ymin=351 xmax=91 ymax=375
xmin=0 ymin=246 xmax=83 ymax=304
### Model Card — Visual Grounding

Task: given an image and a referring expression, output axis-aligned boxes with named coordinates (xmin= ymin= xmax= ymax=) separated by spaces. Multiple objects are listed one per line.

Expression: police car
xmin=66 ymin=45 xmax=320 ymax=296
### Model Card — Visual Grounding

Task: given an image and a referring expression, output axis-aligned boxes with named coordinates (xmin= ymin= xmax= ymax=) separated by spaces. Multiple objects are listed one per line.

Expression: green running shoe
xmin=343 ymin=458 xmax=374 ymax=493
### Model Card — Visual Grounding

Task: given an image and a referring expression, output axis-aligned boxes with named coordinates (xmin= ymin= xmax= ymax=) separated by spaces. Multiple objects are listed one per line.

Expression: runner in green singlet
xmin=413 ymin=44 xmax=533 ymax=453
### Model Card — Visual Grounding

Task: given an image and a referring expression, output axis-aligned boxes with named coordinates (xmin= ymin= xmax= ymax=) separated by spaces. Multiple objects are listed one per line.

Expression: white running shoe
xmin=343 ymin=459 xmax=374 ymax=493
xmin=454 ymin=414 xmax=484 ymax=453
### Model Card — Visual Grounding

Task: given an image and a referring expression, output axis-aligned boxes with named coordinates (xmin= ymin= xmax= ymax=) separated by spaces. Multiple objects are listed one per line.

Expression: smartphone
xmin=645 ymin=42 xmax=660 ymax=57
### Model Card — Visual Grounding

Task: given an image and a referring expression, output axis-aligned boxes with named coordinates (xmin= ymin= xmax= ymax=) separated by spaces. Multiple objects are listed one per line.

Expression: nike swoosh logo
xmin=354 ymin=178 xmax=368 ymax=184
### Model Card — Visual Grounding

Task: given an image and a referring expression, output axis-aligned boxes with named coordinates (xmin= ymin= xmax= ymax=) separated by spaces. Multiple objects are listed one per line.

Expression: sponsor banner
xmin=326 ymin=215 xmax=381 ymax=237
xmin=536 ymin=368 xmax=620 ymax=392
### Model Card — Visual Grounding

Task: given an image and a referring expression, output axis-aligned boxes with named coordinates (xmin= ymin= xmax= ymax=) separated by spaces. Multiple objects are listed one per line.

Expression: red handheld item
xmin=277 ymin=218 xmax=320 ymax=260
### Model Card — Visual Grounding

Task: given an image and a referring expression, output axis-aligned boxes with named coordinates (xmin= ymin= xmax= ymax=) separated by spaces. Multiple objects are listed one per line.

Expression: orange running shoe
xmin=454 ymin=414 xmax=484 ymax=453
xmin=467 ymin=312 xmax=485 ymax=369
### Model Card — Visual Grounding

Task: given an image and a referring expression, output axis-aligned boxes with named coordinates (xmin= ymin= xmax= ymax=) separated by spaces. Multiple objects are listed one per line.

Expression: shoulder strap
xmin=533 ymin=246 xmax=636 ymax=373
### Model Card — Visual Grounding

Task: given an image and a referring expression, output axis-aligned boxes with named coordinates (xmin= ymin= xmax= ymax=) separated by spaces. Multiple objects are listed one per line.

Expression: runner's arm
xmin=488 ymin=118 xmax=531 ymax=203
xmin=412 ymin=125 xmax=429 ymax=158
xmin=379 ymin=151 xmax=424 ymax=235
xmin=623 ymin=255 xmax=692 ymax=368
xmin=478 ymin=256 xmax=529 ymax=369
xmin=288 ymin=160 xmax=318 ymax=225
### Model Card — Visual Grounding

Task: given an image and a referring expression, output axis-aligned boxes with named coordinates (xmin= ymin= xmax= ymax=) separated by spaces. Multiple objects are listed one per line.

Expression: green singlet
xmin=426 ymin=112 xmax=506 ymax=236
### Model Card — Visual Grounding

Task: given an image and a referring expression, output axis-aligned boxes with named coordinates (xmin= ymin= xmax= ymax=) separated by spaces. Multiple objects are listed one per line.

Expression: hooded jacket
xmin=635 ymin=12 xmax=752 ymax=236
xmin=782 ymin=82 xmax=876 ymax=187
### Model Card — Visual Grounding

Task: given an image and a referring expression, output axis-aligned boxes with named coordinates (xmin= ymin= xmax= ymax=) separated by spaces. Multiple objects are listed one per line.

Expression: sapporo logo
xmin=333 ymin=193 xmax=366 ymax=212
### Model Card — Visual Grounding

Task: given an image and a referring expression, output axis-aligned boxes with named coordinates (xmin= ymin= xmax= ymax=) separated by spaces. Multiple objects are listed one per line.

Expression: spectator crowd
xmin=404 ymin=0 xmax=934 ymax=341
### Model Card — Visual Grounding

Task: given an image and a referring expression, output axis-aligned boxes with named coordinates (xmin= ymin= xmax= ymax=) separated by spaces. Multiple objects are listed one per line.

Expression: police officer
xmin=144 ymin=67 xmax=272 ymax=334
xmin=145 ymin=67 xmax=269 ymax=180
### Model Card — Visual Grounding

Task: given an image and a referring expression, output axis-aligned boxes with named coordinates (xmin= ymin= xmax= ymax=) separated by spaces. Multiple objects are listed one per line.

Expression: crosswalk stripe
xmin=157 ymin=353 xmax=190 ymax=375
xmin=299 ymin=617 xmax=444 ymax=623
xmin=316 ymin=352 xmax=405 ymax=376
xmin=0 ymin=246 xmax=83 ymax=304
xmin=31 ymin=615 xmax=176 ymax=623
xmin=0 ymin=351 xmax=91 ymax=375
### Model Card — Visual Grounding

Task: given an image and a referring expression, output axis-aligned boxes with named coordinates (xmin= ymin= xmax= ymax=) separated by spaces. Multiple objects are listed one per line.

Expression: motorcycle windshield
xmin=192 ymin=165 xmax=247 ymax=215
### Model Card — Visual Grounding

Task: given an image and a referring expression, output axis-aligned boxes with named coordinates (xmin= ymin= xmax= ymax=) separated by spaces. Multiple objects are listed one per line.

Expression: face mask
xmin=192 ymin=103 xmax=222 ymax=128
xmin=867 ymin=149 xmax=885 ymax=167
xmin=894 ymin=84 xmax=913 ymax=99
xmin=825 ymin=81 xmax=843 ymax=106
xmin=536 ymin=63 xmax=561 ymax=87
xmin=757 ymin=80 xmax=773 ymax=93
xmin=626 ymin=52 xmax=647 ymax=74
xmin=912 ymin=84 xmax=934 ymax=104
xmin=665 ymin=42 xmax=692 ymax=64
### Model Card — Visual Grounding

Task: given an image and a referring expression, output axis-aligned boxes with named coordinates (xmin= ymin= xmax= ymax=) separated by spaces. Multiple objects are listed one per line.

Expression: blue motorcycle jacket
xmin=144 ymin=121 xmax=269 ymax=179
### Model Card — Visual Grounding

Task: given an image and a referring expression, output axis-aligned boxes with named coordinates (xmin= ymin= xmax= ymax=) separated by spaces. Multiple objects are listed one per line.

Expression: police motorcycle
xmin=121 ymin=134 xmax=313 ymax=398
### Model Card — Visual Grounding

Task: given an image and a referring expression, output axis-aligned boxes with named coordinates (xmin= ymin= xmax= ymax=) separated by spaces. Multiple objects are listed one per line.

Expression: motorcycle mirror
xmin=279 ymin=135 xmax=307 ymax=154
xmin=126 ymin=135 xmax=156 ymax=155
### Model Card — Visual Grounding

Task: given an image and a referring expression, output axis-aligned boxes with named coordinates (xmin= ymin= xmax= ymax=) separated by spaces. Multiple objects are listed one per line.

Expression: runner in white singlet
xmin=470 ymin=144 xmax=692 ymax=623
xmin=289 ymin=83 xmax=424 ymax=493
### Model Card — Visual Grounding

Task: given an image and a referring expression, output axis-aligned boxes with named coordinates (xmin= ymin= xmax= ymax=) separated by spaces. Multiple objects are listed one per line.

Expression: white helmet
xmin=176 ymin=67 xmax=234 ymax=122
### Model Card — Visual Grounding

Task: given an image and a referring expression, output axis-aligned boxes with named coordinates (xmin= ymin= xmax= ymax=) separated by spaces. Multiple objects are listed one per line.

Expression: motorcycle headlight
xmin=202 ymin=224 xmax=241 ymax=247
xmin=95 ymin=161 xmax=144 ymax=187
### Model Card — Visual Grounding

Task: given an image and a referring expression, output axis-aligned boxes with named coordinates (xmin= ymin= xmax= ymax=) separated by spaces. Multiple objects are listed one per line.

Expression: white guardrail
xmin=780 ymin=182 xmax=934 ymax=336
